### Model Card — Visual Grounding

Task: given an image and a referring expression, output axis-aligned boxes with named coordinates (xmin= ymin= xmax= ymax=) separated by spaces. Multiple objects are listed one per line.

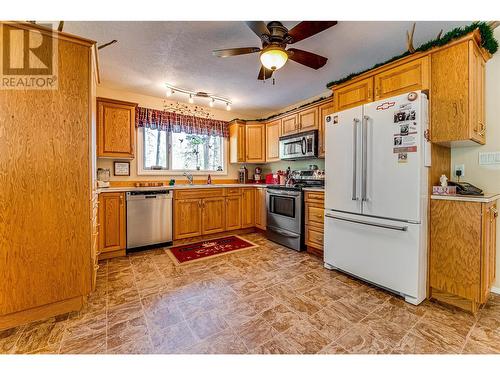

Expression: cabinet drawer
xmin=306 ymin=205 xmax=324 ymax=226
xmin=306 ymin=224 xmax=324 ymax=249
xmin=175 ymin=188 xmax=225 ymax=200
xmin=304 ymin=191 xmax=325 ymax=204
xmin=225 ymin=187 xmax=241 ymax=196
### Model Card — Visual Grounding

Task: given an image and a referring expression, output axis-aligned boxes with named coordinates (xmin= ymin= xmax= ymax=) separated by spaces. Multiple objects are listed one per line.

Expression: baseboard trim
xmin=0 ymin=296 xmax=83 ymax=330
xmin=491 ymin=286 xmax=500 ymax=295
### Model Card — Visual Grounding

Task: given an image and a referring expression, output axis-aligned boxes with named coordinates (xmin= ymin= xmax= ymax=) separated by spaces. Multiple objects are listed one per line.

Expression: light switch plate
xmin=479 ymin=152 xmax=500 ymax=165
xmin=455 ymin=164 xmax=465 ymax=178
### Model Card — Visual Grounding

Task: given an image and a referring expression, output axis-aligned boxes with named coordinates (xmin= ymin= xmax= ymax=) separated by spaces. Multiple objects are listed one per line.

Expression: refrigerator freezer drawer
xmin=324 ymin=212 xmax=426 ymax=304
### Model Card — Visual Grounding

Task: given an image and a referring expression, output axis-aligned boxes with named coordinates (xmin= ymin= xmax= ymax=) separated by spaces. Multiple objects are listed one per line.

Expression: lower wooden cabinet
xmin=225 ymin=194 xmax=242 ymax=231
xmin=430 ymin=198 xmax=498 ymax=313
xmin=241 ymin=188 xmax=255 ymax=228
xmin=255 ymin=187 xmax=267 ymax=230
xmin=304 ymin=191 xmax=325 ymax=257
xmin=201 ymin=197 xmax=226 ymax=234
xmin=98 ymin=192 xmax=126 ymax=257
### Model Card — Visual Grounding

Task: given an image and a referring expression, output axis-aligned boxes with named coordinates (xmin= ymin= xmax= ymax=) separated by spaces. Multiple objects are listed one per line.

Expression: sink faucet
xmin=183 ymin=172 xmax=194 ymax=185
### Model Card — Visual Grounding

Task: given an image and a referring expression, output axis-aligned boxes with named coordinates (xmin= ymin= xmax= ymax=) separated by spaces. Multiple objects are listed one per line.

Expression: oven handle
xmin=267 ymin=227 xmax=301 ymax=238
xmin=266 ymin=189 xmax=301 ymax=197
xmin=325 ymin=213 xmax=408 ymax=232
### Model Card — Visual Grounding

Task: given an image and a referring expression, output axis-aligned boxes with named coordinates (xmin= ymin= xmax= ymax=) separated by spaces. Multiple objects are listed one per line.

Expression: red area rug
xmin=167 ymin=235 xmax=259 ymax=265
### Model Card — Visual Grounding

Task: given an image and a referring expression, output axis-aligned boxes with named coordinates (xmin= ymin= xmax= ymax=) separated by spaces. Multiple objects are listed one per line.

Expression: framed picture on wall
xmin=114 ymin=161 xmax=130 ymax=176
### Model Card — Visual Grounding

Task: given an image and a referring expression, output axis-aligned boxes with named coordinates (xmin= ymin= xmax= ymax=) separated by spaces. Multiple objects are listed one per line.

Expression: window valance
xmin=136 ymin=106 xmax=229 ymax=138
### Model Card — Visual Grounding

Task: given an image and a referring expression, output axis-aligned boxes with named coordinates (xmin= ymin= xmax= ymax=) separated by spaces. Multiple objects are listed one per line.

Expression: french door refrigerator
xmin=324 ymin=91 xmax=431 ymax=305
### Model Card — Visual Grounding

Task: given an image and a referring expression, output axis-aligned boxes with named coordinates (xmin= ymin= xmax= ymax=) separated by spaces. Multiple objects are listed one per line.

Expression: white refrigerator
xmin=324 ymin=91 xmax=431 ymax=305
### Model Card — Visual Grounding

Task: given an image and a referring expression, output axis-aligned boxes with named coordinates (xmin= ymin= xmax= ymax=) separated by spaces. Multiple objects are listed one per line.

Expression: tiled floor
xmin=2 ymin=232 xmax=500 ymax=354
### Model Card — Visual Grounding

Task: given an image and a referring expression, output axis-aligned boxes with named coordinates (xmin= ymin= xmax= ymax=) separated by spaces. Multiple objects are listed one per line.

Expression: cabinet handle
xmin=491 ymin=207 xmax=498 ymax=218
xmin=478 ymin=122 xmax=486 ymax=137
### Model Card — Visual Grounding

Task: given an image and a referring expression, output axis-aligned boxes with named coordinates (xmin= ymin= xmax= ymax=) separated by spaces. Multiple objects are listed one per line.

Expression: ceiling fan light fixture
xmin=260 ymin=46 xmax=288 ymax=71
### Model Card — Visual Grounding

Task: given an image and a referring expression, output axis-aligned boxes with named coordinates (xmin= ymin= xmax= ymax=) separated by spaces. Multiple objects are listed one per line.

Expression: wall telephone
xmin=448 ymin=181 xmax=484 ymax=196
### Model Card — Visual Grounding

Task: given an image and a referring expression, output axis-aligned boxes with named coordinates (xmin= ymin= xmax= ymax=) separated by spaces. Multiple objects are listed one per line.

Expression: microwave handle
xmin=301 ymin=137 xmax=306 ymax=155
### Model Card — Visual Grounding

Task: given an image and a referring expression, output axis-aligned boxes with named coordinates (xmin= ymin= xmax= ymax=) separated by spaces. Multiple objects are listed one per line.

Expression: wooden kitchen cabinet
xmin=373 ymin=56 xmax=430 ymax=100
xmin=225 ymin=194 xmax=242 ymax=231
xmin=202 ymin=197 xmax=226 ymax=235
xmin=266 ymin=119 xmax=281 ymax=162
xmin=430 ymin=198 xmax=498 ymax=313
xmin=431 ymin=39 xmax=487 ymax=146
xmin=298 ymin=107 xmax=319 ymax=132
xmin=174 ymin=199 xmax=203 ymax=239
xmin=281 ymin=113 xmax=299 ymax=136
xmin=245 ymin=123 xmax=266 ymax=163
xmin=255 ymin=187 xmax=267 ymax=230
xmin=333 ymin=77 xmax=373 ymax=112
xmin=229 ymin=120 xmax=246 ymax=163
xmin=97 ymin=98 xmax=137 ymax=158
xmin=98 ymin=192 xmax=126 ymax=258
xmin=304 ymin=191 xmax=325 ymax=258
xmin=318 ymin=101 xmax=334 ymax=158
xmin=241 ymin=188 xmax=256 ymax=228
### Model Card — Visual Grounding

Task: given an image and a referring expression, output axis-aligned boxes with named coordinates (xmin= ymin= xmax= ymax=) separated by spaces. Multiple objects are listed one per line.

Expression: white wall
xmin=451 ymin=27 xmax=500 ymax=288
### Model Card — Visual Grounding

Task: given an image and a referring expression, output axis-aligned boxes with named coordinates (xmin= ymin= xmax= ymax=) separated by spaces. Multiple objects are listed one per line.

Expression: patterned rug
xmin=167 ymin=235 xmax=259 ymax=265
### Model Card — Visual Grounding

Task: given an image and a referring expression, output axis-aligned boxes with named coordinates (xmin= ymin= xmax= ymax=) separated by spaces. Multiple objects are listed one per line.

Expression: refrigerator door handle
xmin=325 ymin=213 xmax=408 ymax=232
xmin=352 ymin=118 xmax=360 ymax=201
xmin=361 ymin=115 xmax=369 ymax=202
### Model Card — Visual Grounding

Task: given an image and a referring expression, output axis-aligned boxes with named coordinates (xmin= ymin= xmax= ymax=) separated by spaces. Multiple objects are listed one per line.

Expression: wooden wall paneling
xmin=0 ymin=24 xmax=92 ymax=321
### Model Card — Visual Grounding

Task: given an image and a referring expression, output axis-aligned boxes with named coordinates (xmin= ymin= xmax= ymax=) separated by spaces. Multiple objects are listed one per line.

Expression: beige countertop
xmin=97 ymin=183 xmax=269 ymax=194
xmin=431 ymin=193 xmax=500 ymax=203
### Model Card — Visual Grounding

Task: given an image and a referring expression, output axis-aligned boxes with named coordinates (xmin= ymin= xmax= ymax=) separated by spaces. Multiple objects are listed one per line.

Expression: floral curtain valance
xmin=136 ymin=106 xmax=229 ymax=138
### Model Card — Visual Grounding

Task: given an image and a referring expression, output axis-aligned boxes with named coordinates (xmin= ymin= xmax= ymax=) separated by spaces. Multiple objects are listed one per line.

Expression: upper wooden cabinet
xmin=333 ymin=77 xmax=374 ymax=112
xmin=318 ymin=101 xmax=334 ymax=158
xmin=245 ymin=123 xmax=266 ymax=163
xmin=229 ymin=120 xmax=246 ymax=163
xmin=97 ymin=98 xmax=137 ymax=158
xmin=266 ymin=119 xmax=281 ymax=162
xmin=281 ymin=113 xmax=299 ymax=136
xmin=373 ymin=56 xmax=430 ymax=100
xmin=98 ymin=192 xmax=126 ymax=256
xmin=298 ymin=107 xmax=319 ymax=132
xmin=431 ymin=40 xmax=487 ymax=146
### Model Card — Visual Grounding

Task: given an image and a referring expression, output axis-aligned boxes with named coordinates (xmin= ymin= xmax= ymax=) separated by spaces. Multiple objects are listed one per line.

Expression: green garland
xmin=326 ymin=22 xmax=498 ymax=88
xmin=229 ymin=94 xmax=332 ymax=123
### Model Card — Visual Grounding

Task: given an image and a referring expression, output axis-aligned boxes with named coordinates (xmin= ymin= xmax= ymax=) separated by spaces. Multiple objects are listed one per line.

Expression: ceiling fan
xmin=213 ymin=21 xmax=337 ymax=80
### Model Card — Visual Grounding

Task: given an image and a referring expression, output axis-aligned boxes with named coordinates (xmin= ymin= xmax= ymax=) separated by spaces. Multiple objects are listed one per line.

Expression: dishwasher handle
xmin=126 ymin=190 xmax=172 ymax=200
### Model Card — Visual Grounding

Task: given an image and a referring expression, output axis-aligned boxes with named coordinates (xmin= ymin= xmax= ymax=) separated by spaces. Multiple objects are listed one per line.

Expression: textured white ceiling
xmin=64 ymin=21 xmax=470 ymax=117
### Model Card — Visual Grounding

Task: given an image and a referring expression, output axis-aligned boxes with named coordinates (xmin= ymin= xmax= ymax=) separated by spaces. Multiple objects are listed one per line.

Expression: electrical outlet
xmin=455 ymin=164 xmax=465 ymax=178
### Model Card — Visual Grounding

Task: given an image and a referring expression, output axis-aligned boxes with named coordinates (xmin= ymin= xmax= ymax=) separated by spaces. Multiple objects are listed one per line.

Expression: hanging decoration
xmin=326 ymin=22 xmax=498 ymax=88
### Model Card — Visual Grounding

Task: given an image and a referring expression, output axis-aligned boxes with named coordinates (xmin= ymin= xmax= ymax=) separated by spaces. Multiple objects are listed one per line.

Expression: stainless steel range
xmin=266 ymin=169 xmax=324 ymax=251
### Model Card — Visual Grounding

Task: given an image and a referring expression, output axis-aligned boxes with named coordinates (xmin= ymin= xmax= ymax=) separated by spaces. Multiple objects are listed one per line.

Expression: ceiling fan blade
xmin=287 ymin=21 xmax=337 ymax=44
xmin=258 ymin=65 xmax=273 ymax=80
xmin=287 ymin=48 xmax=328 ymax=70
xmin=246 ymin=21 xmax=270 ymax=39
xmin=212 ymin=47 xmax=261 ymax=57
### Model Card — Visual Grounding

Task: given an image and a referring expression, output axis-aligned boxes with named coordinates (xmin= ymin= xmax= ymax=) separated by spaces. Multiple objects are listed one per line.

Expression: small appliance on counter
xmin=238 ymin=165 xmax=248 ymax=183
xmin=253 ymin=167 xmax=263 ymax=183
xmin=265 ymin=169 xmax=325 ymax=251
xmin=97 ymin=168 xmax=110 ymax=188
xmin=265 ymin=173 xmax=279 ymax=185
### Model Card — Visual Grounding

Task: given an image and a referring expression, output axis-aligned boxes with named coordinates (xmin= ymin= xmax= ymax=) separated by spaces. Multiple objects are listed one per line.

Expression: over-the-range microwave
xmin=279 ymin=130 xmax=318 ymax=160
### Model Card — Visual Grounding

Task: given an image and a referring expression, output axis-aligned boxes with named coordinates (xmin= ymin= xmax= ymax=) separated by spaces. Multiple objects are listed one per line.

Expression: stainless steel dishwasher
xmin=126 ymin=190 xmax=173 ymax=250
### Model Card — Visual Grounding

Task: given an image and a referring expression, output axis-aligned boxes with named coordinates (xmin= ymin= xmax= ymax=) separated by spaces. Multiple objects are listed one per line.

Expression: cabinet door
xmin=254 ymin=188 xmax=267 ymax=230
xmin=333 ymin=77 xmax=373 ymax=112
xmin=97 ymin=98 xmax=136 ymax=158
xmin=266 ymin=120 xmax=281 ymax=162
xmin=298 ymin=107 xmax=319 ymax=132
xmin=202 ymin=197 xmax=226 ymax=235
xmin=281 ymin=114 xmax=299 ymax=136
xmin=374 ymin=56 xmax=430 ymax=100
xmin=245 ymin=123 xmax=266 ymax=163
xmin=229 ymin=122 xmax=242 ymax=163
xmin=470 ymin=42 xmax=486 ymax=144
xmin=174 ymin=199 xmax=202 ymax=239
xmin=318 ymin=101 xmax=334 ymax=158
xmin=98 ymin=192 xmax=126 ymax=253
xmin=241 ymin=188 xmax=255 ymax=228
xmin=225 ymin=195 xmax=242 ymax=231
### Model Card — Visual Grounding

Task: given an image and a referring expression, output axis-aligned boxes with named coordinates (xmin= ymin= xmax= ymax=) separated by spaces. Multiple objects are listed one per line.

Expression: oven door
xmin=266 ymin=189 xmax=302 ymax=234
